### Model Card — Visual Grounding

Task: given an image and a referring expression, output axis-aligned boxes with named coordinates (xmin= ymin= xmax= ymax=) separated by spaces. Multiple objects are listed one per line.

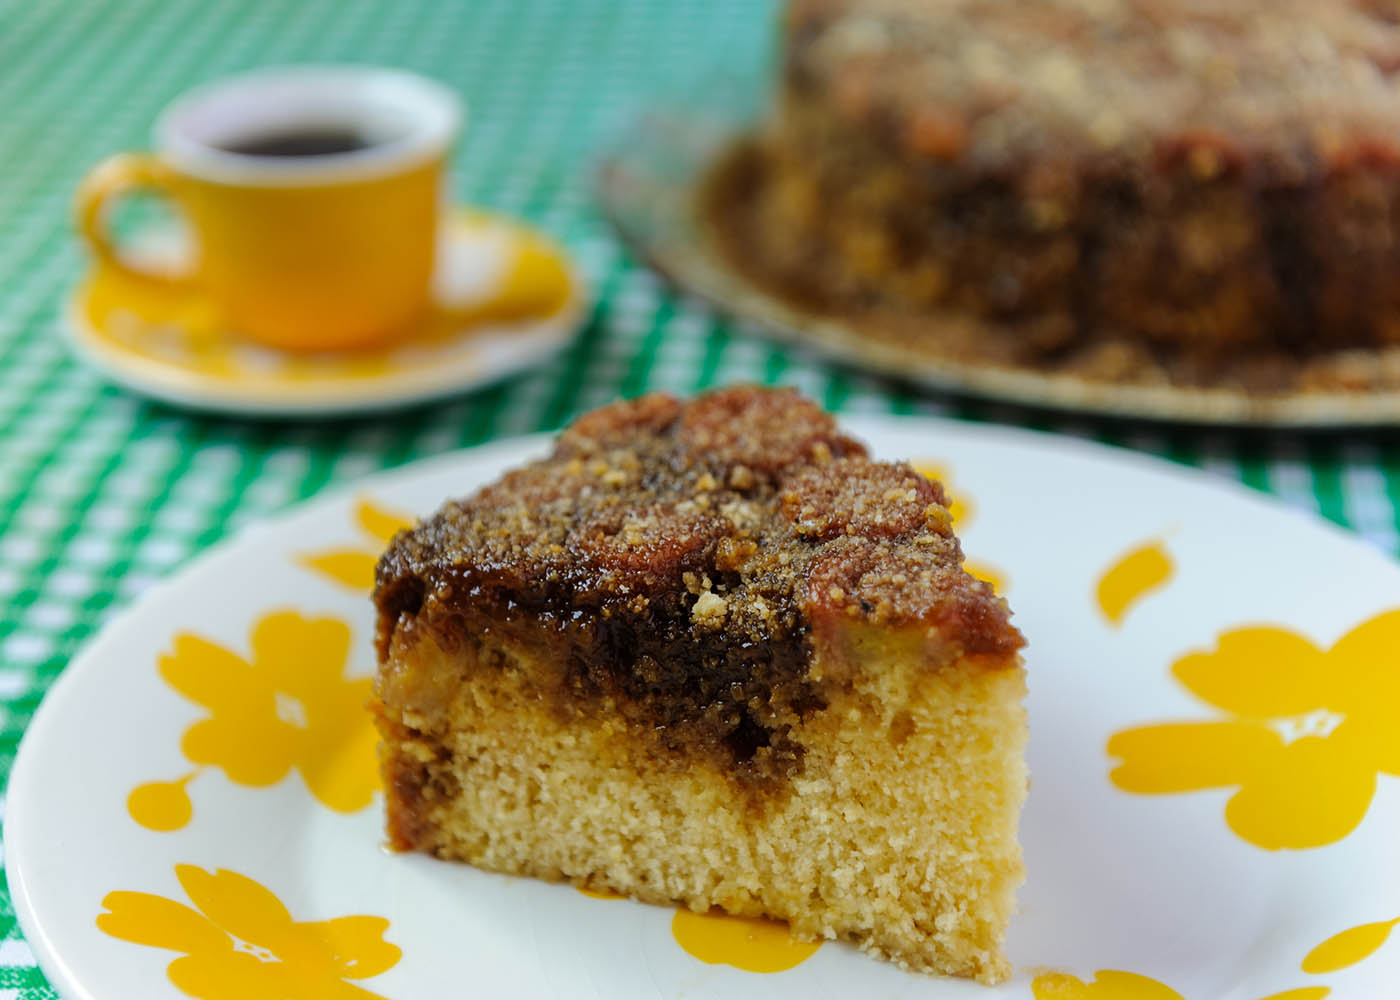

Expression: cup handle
xmin=75 ymin=153 xmax=193 ymax=286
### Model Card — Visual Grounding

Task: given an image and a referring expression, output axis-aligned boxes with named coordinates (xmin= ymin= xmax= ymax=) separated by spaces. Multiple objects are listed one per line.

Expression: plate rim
xmin=8 ymin=415 xmax=1398 ymax=999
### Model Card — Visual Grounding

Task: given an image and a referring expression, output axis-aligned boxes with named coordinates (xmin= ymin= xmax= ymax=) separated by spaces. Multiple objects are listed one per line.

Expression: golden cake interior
xmin=372 ymin=387 xmax=1027 ymax=983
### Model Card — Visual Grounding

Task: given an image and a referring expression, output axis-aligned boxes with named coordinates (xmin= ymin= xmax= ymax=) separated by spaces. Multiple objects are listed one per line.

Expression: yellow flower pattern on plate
xmin=128 ymin=610 xmax=378 ymax=831
xmin=1032 ymin=971 xmax=1331 ymax=1000
xmin=97 ymin=865 xmax=400 ymax=1000
xmin=300 ymin=499 xmax=414 ymax=591
xmin=1108 ymin=608 xmax=1400 ymax=850
xmin=575 ymin=886 xmax=819 ymax=972
xmin=671 ymin=909 xmax=820 ymax=973
xmin=911 ymin=461 xmax=972 ymax=526
xmin=1032 ymin=970 xmax=1186 ymax=1000
xmin=1301 ymin=916 xmax=1399 ymax=974
xmin=574 ymin=885 xmax=626 ymax=901
xmin=1097 ymin=539 xmax=1174 ymax=626
xmin=912 ymin=460 xmax=1007 ymax=593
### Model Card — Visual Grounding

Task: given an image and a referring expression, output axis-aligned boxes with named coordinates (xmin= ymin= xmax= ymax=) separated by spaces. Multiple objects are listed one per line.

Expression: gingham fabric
xmin=1 ymin=1 xmax=1398 ymax=994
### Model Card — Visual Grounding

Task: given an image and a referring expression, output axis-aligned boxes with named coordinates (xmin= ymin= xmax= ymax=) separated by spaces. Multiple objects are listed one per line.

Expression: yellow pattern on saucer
xmin=1108 ymin=609 xmax=1400 ymax=850
xmin=128 ymin=610 xmax=378 ymax=832
xmin=97 ymin=864 xmax=401 ymax=1000
xmin=300 ymin=498 xmax=415 ymax=591
xmin=69 ymin=209 xmax=582 ymax=415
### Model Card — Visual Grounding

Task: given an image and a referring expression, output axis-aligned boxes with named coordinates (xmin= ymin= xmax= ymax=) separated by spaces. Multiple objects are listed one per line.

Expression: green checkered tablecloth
xmin=2 ymin=1 xmax=1399 ymax=995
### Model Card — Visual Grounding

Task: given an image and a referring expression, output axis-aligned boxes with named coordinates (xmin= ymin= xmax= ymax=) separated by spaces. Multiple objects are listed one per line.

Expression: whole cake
xmin=372 ymin=387 xmax=1028 ymax=983
xmin=706 ymin=0 xmax=1400 ymax=392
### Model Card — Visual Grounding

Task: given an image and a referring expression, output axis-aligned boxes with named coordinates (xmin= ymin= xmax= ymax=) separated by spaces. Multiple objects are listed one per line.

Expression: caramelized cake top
xmin=377 ymin=386 xmax=1020 ymax=658
xmin=374 ymin=387 xmax=1022 ymax=785
xmin=785 ymin=0 xmax=1400 ymax=169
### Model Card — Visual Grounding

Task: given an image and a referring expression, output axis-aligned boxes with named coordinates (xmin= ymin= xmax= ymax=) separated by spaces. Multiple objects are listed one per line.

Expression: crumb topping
xmin=786 ymin=0 xmax=1400 ymax=169
xmin=374 ymin=386 xmax=1023 ymax=783
xmin=378 ymin=385 xmax=1016 ymax=649
xmin=780 ymin=458 xmax=950 ymax=541
xmin=806 ymin=536 xmax=1017 ymax=650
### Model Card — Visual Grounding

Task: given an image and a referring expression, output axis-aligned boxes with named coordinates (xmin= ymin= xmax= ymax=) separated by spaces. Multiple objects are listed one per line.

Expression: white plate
xmin=9 ymin=416 xmax=1400 ymax=1000
xmin=64 ymin=210 xmax=588 ymax=418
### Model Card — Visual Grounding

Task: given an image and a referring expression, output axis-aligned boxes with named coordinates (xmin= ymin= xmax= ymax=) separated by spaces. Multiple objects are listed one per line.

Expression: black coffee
xmin=220 ymin=128 xmax=372 ymax=158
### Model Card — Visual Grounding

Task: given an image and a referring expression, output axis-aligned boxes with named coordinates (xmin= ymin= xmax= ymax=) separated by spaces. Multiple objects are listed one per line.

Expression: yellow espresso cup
xmin=76 ymin=67 xmax=462 ymax=352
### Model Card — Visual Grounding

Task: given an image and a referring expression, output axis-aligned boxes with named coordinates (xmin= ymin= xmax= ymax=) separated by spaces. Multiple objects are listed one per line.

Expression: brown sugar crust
xmin=785 ymin=0 xmax=1400 ymax=166
xmin=375 ymin=387 xmax=1022 ymax=792
xmin=806 ymin=538 xmax=1020 ymax=656
xmin=703 ymin=0 xmax=1400 ymax=393
xmin=780 ymin=458 xmax=950 ymax=540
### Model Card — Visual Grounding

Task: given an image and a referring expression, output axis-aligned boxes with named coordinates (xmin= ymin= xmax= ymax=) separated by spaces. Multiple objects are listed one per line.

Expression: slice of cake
xmin=371 ymin=386 xmax=1028 ymax=983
